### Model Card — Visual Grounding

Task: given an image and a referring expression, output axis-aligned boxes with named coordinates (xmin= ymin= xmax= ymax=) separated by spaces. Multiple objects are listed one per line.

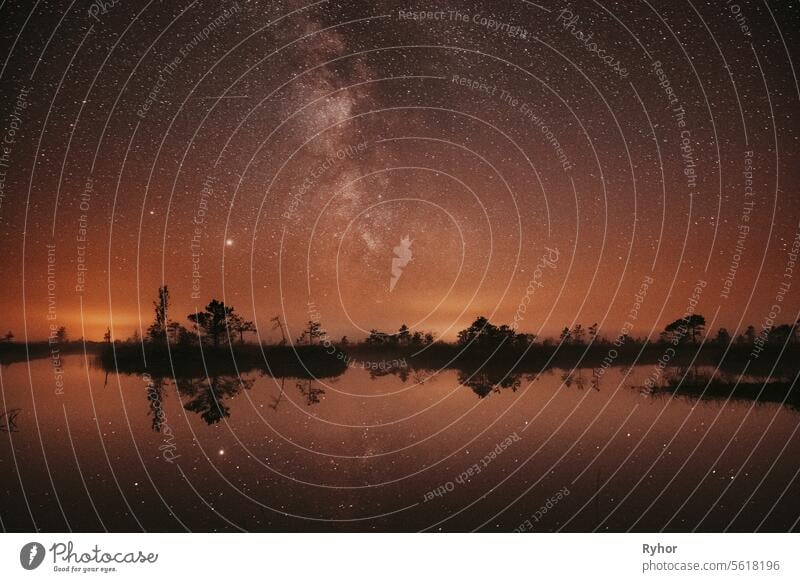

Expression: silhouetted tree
xmin=397 ymin=324 xmax=411 ymax=346
xmin=188 ymin=299 xmax=233 ymax=348
xmin=572 ymin=324 xmax=586 ymax=345
xmin=297 ymin=379 xmax=325 ymax=405
xmin=407 ymin=330 xmax=436 ymax=346
xmin=664 ymin=314 xmax=705 ymax=344
xmin=770 ymin=323 xmax=795 ymax=345
xmin=271 ymin=315 xmax=287 ymax=345
xmin=457 ymin=368 xmax=521 ymax=398
xmin=715 ymin=327 xmax=731 ymax=346
xmin=167 ymin=321 xmax=191 ymax=345
xmin=458 ymin=316 xmax=490 ymax=345
xmin=366 ymin=329 xmax=390 ymax=345
xmin=147 ymin=286 xmax=171 ymax=342
xmin=179 ymin=375 xmax=253 ymax=425
xmin=55 ymin=326 xmax=68 ymax=343
xmin=229 ymin=314 xmax=256 ymax=344
xmin=513 ymin=333 xmax=536 ymax=349
xmin=298 ymin=320 xmax=323 ymax=345
xmin=498 ymin=324 xmax=514 ymax=339
xmin=664 ymin=319 xmax=687 ymax=344
xmin=686 ymin=314 xmax=706 ymax=343
xmin=559 ymin=327 xmax=571 ymax=344
xmin=457 ymin=316 xmax=516 ymax=349
xmin=2 ymin=330 xmax=13 ymax=343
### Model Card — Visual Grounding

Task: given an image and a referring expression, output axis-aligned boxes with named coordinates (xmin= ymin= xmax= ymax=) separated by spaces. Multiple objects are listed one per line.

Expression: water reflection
xmin=2 ymin=354 xmax=799 ymax=532
xmin=179 ymin=376 xmax=257 ymax=425
xmin=125 ymin=360 xmax=800 ymax=429
xmin=457 ymin=368 xmax=522 ymax=398
xmin=639 ymin=365 xmax=800 ymax=410
xmin=0 ymin=407 xmax=20 ymax=432
xmin=296 ymin=378 xmax=325 ymax=406
xmin=561 ymin=368 xmax=593 ymax=391
xmin=269 ymin=378 xmax=286 ymax=411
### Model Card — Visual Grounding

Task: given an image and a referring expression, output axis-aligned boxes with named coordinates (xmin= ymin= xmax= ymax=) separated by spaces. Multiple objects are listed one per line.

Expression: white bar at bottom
xmin=0 ymin=533 xmax=796 ymax=581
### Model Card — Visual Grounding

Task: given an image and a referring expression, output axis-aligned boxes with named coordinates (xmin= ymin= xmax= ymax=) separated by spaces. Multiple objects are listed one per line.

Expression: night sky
xmin=1 ymin=0 xmax=799 ymax=344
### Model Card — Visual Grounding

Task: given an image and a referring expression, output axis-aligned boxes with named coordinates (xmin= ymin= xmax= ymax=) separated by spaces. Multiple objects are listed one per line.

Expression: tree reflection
xmin=561 ymin=368 xmax=592 ymax=391
xmin=457 ymin=368 xmax=521 ymax=398
xmin=269 ymin=377 xmax=286 ymax=411
xmin=177 ymin=375 xmax=255 ymax=425
xmin=367 ymin=363 xmax=410 ymax=382
xmin=0 ymin=408 xmax=20 ymax=432
xmin=641 ymin=367 xmax=800 ymax=410
xmin=296 ymin=379 xmax=325 ymax=405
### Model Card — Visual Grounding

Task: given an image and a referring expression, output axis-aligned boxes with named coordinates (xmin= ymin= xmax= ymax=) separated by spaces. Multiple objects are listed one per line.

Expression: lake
xmin=1 ymin=355 xmax=798 ymax=532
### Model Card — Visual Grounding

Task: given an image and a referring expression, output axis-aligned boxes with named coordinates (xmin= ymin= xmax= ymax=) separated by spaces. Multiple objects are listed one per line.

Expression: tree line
xmin=135 ymin=286 xmax=255 ymax=347
xmin=6 ymin=288 xmax=799 ymax=350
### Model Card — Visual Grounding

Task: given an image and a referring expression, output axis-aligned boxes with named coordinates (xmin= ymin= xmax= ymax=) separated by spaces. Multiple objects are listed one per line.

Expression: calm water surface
xmin=1 ymin=356 xmax=798 ymax=531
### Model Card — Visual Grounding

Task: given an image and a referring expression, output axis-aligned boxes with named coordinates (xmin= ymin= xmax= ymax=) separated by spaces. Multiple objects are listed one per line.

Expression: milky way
xmin=0 ymin=0 xmax=798 ymax=345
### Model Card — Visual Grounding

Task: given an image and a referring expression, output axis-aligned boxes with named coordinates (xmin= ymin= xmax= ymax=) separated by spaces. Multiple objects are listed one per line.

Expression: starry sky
xmin=0 ymin=0 xmax=798 ymax=343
